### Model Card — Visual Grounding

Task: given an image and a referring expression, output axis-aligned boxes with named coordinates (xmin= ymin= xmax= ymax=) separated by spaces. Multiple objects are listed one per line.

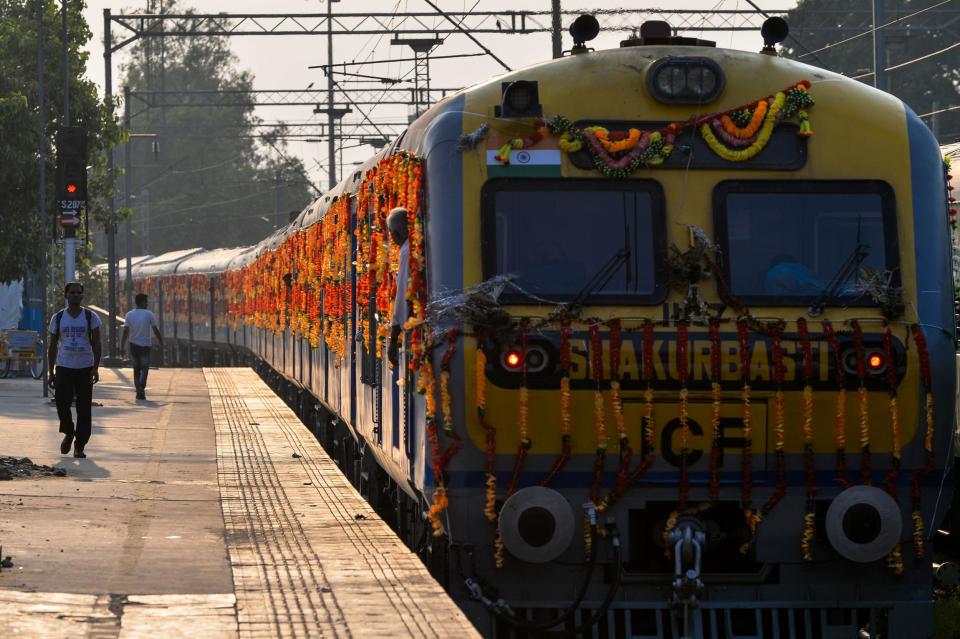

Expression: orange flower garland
xmin=797 ymin=318 xmax=817 ymax=562
xmin=542 ymin=318 xmax=573 ymax=487
xmin=737 ymin=319 xmax=758 ymax=555
xmin=823 ymin=321 xmax=852 ymax=489
xmin=911 ymin=324 xmax=935 ymax=559
xmin=852 ymin=321 xmax=872 ymax=485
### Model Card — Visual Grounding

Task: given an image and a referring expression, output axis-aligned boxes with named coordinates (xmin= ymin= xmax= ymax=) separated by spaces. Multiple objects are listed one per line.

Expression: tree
xmin=783 ymin=0 xmax=960 ymax=143
xmin=118 ymin=0 xmax=316 ymax=257
xmin=0 ymin=0 xmax=123 ymax=284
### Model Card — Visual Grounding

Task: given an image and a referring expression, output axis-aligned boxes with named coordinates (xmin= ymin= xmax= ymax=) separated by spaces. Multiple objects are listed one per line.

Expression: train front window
xmin=714 ymin=181 xmax=899 ymax=305
xmin=481 ymin=179 xmax=666 ymax=304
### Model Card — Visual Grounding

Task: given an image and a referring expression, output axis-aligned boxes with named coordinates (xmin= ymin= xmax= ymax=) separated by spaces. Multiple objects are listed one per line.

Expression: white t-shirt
xmin=124 ymin=308 xmax=159 ymax=347
xmin=392 ymin=240 xmax=410 ymax=327
xmin=48 ymin=307 xmax=102 ymax=369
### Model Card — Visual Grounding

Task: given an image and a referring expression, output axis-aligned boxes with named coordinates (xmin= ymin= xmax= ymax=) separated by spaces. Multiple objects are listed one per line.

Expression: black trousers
xmin=54 ymin=366 xmax=93 ymax=448
xmin=129 ymin=344 xmax=152 ymax=391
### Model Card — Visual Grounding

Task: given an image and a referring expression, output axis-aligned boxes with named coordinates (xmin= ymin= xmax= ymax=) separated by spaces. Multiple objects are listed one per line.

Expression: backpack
xmin=54 ymin=308 xmax=95 ymax=342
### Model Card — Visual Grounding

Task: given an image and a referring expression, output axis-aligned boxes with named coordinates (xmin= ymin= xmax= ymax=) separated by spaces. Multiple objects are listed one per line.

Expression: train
xmin=109 ymin=17 xmax=957 ymax=638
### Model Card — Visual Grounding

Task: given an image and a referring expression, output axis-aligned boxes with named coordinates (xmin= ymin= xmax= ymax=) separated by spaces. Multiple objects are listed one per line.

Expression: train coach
xmin=126 ymin=17 xmax=958 ymax=638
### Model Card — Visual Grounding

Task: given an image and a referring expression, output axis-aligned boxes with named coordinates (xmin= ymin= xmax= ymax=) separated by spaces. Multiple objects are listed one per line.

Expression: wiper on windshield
xmin=807 ymin=241 xmax=870 ymax=317
xmin=565 ymin=245 xmax=630 ymax=314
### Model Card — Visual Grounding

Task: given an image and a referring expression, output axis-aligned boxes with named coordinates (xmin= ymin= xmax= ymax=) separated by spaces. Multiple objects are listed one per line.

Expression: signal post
xmin=55 ymin=126 xmax=87 ymax=281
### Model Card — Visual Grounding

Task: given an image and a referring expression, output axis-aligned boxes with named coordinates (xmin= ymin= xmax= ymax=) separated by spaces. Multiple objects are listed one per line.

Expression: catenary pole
xmin=124 ymin=86 xmax=133 ymax=313
xmin=38 ymin=0 xmax=49 ymax=398
xmin=326 ymin=0 xmax=337 ymax=190
xmin=104 ymin=8 xmax=119 ymax=362
xmin=551 ymin=0 xmax=562 ymax=59
xmin=62 ymin=0 xmax=76 ymax=283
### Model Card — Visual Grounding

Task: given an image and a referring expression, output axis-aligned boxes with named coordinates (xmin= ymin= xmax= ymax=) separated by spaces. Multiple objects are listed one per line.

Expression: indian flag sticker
xmin=486 ymin=148 xmax=562 ymax=178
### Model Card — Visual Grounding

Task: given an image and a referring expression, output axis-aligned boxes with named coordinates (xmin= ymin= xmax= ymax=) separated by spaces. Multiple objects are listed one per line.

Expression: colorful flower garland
xmin=597 ymin=320 xmax=656 ymax=514
xmin=852 ymin=321 xmax=873 ymax=486
xmin=797 ymin=319 xmax=817 ymax=562
xmin=823 ymin=321 xmax=852 ymax=490
xmin=708 ymin=318 xmax=722 ymax=503
xmin=911 ymin=324 xmax=935 ymax=559
xmin=881 ymin=326 xmax=905 ymax=575
xmin=505 ymin=325 xmax=532 ymax=499
xmin=737 ymin=319 xmax=759 ymax=555
xmin=542 ymin=317 xmax=573 ymax=486
xmin=760 ymin=324 xmax=787 ymax=520
xmin=677 ymin=320 xmax=691 ymax=510
xmin=546 ymin=80 xmax=813 ymax=178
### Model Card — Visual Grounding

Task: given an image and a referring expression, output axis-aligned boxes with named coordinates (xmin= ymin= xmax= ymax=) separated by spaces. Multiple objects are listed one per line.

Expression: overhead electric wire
xmin=850 ymin=39 xmax=960 ymax=78
xmin=741 ymin=0 xmax=834 ymax=69
xmin=797 ymin=0 xmax=956 ymax=59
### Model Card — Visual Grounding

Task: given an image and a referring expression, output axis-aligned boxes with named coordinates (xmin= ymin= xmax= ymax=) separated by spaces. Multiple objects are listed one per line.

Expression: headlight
xmin=647 ymin=57 xmax=724 ymax=104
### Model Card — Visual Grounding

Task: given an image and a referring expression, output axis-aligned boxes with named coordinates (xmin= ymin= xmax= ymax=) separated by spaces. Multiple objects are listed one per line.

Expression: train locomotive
xmin=120 ymin=17 xmax=957 ymax=639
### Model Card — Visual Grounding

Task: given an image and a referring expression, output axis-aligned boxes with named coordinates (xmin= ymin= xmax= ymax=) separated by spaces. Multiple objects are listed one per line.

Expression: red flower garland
xmin=677 ymin=320 xmax=691 ymax=510
xmin=505 ymin=326 xmax=532 ymax=499
xmin=852 ymin=321 xmax=872 ymax=486
xmin=708 ymin=318 xmax=722 ymax=503
xmin=542 ymin=317 xmax=573 ymax=486
xmin=822 ymin=321 xmax=851 ymax=490
xmin=761 ymin=325 xmax=787 ymax=517
xmin=911 ymin=324 xmax=935 ymax=559
xmin=797 ymin=318 xmax=817 ymax=561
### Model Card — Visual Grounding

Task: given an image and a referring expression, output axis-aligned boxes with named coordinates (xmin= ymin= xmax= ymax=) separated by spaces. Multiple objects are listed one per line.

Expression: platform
xmin=0 ymin=367 xmax=479 ymax=638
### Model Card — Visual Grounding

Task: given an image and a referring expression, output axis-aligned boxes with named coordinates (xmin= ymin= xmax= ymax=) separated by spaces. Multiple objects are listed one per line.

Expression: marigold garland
xmin=852 ymin=321 xmax=873 ymax=486
xmin=797 ymin=318 xmax=817 ymax=561
xmin=505 ymin=326 xmax=532 ymax=500
xmin=708 ymin=318 xmax=722 ymax=503
xmin=542 ymin=318 xmax=573 ymax=486
xmin=588 ymin=322 xmax=608 ymax=514
xmin=547 ymin=80 xmax=813 ymax=177
xmin=760 ymin=325 xmax=787 ymax=520
xmin=597 ymin=320 xmax=656 ymax=514
xmin=823 ymin=321 xmax=852 ymax=489
xmin=677 ymin=320 xmax=691 ymax=510
xmin=880 ymin=326 xmax=905 ymax=575
xmin=737 ymin=319 xmax=757 ymax=555
xmin=911 ymin=324 xmax=936 ymax=559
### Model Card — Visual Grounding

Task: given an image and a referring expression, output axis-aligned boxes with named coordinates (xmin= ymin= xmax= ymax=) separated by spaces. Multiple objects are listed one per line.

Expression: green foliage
xmin=0 ymin=0 xmax=123 ymax=284
xmin=783 ymin=0 xmax=960 ymax=143
xmin=119 ymin=0 xmax=315 ymax=257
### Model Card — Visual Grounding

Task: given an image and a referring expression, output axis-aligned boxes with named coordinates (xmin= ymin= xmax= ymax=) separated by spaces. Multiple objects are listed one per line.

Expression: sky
xmin=79 ymin=1 xmax=796 ymax=190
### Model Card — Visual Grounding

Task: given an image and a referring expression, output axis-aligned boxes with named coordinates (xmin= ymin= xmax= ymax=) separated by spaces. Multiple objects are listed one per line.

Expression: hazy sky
xmin=79 ymin=1 xmax=795 ymax=189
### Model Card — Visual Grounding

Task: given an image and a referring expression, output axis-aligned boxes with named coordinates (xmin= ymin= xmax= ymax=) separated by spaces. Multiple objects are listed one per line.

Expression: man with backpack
xmin=47 ymin=282 xmax=101 ymax=458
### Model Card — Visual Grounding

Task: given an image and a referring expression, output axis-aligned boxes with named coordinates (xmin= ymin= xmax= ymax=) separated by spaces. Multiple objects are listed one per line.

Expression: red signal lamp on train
xmin=504 ymin=350 xmax=523 ymax=369
xmin=867 ymin=353 xmax=886 ymax=373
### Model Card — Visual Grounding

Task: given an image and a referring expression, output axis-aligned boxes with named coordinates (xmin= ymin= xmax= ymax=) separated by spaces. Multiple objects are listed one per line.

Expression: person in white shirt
xmin=386 ymin=207 xmax=410 ymax=367
xmin=121 ymin=293 xmax=163 ymax=400
xmin=47 ymin=282 xmax=101 ymax=458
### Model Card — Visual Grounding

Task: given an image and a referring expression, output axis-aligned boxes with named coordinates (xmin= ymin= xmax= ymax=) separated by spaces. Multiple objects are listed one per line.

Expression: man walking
xmin=121 ymin=293 xmax=163 ymax=400
xmin=48 ymin=282 xmax=101 ymax=458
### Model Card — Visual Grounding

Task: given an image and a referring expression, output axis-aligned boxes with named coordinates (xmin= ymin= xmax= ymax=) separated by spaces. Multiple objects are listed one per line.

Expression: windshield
xmin=715 ymin=181 xmax=898 ymax=303
xmin=482 ymin=180 xmax=665 ymax=303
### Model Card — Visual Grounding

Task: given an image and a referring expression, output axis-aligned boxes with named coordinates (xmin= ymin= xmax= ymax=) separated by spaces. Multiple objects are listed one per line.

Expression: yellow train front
xmin=392 ymin=20 xmax=957 ymax=638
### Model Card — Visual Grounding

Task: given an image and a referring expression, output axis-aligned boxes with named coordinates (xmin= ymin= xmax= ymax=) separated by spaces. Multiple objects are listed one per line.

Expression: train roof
xmin=176 ymin=247 xmax=251 ymax=275
xmin=226 ymin=245 xmax=259 ymax=270
xmin=133 ymin=248 xmax=207 ymax=278
xmin=92 ymin=255 xmax=153 ymax=276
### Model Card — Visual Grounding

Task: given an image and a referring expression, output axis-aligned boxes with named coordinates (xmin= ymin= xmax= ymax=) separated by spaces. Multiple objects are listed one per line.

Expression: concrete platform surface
xmin=0 ymin=367 xmax=479 ymax=638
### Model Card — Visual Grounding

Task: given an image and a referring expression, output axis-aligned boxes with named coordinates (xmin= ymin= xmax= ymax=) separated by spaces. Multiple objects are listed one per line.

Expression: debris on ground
xmin=0 ymin=456 xmax=67 ymax=480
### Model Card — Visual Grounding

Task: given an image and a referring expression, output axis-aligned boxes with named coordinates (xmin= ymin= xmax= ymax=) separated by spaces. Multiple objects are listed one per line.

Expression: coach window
xmin=481 ymin=179 xmax=667 ymax=304
xmin=713 ymin=180 xmax=899 ymax=306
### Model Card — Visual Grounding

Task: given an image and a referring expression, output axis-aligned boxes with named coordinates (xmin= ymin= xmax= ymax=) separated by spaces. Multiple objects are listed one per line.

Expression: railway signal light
xmin=55 ymin=127 xmax=88 ymax=204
